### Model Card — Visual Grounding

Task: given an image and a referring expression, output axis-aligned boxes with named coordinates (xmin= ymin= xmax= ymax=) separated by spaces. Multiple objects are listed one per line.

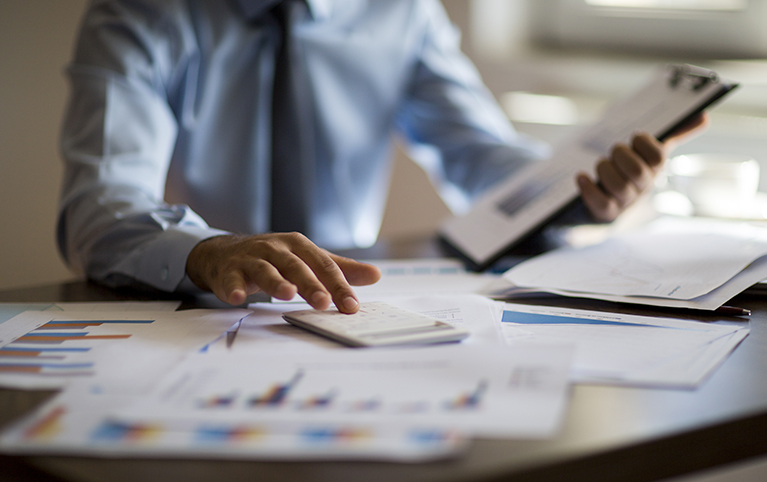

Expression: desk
xmin=1 ymin=237 xmax=767 ymax=482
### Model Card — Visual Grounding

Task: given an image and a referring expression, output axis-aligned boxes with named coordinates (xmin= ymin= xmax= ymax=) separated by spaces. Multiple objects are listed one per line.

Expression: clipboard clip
xmin=669 ymin=65 xmax=719 ymax=91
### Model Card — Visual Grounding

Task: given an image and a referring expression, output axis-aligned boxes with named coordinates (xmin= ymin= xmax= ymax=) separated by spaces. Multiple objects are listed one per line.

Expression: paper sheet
xmin=0 ymin=309 xmax=250 ymax=390
xmin=0 ymin=301 xmax=181 ymax=325
xmin=233 ymin=294 xmax=504 ymax=353
xmin=112 ymin=344 xmax=572 ymax=439
xmin=505 ymin=217 xmax=767 ymax=301
xmin=492 ymin=251 xmax=767 ymax=311
xmin=501 ymin=303 xmax=748 ymax=388
xmin=0 ymin=386 xmax=467 ymax=462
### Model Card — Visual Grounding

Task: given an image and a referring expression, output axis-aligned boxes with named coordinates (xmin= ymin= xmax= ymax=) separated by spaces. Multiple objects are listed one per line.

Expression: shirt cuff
xmin=133 ymin=225 xmax=230 ymax=293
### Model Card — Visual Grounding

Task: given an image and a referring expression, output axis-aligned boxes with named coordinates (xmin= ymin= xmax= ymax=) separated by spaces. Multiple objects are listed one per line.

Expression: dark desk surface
xmin=2 ymin=238 xmax=767 ymax=482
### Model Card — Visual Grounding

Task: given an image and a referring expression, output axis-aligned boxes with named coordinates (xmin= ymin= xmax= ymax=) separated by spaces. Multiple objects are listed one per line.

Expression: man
xmin=57 ymin=0 xmax=705 ymax=314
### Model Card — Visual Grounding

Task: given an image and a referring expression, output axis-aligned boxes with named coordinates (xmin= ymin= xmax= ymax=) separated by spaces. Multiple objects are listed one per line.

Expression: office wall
xmin=0 ymin=1 xmax=88 ymax=290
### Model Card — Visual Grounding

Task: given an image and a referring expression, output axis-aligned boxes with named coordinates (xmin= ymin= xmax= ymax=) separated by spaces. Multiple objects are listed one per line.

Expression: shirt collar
xmin=233 ymin=0 xmax=331 ymax=21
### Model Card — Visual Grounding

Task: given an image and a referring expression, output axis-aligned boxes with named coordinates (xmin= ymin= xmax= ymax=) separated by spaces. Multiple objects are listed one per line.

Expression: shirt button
xmin=160 ymin=267 xmax=169 ymax=281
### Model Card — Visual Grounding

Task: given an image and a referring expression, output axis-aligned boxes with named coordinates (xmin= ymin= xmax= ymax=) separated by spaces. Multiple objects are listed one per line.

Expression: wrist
xmin=185 ymin=234 xmax=235 ymax=291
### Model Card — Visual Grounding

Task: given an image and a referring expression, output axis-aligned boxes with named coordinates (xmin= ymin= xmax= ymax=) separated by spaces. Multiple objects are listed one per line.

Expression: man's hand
xmin=577 ymin=113 xmax=710 ymax=221
xmin=186 ymin=233 xmax=382 ymax=313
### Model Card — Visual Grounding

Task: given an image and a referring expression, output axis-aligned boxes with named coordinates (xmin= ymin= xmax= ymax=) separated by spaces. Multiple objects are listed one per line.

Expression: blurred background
xmin=3 ymin=0 xmax=767 ymax=291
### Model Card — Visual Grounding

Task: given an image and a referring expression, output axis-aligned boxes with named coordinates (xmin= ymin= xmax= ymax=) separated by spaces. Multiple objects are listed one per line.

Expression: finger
xmin=329 ymin=253 xmax=382 ymax=286
xmin=596 ymin=157 xmax=638 ymax=208
xmin=631 ymin=133 xmax=664 ymax=172
xmin=218 ymin=270 xmax=249 ymax=305
xmin=241 ymin=258 xmax=297 ymax=301
xmin=286 ymin=236 xmax=361 ymax=313
xmin=269 ymin=249 xmax=333 ymax=311
xmin=577 ymin=172 xmax=620 ymax=222
xmin=612 ymin=142 xmax=655 ymax=191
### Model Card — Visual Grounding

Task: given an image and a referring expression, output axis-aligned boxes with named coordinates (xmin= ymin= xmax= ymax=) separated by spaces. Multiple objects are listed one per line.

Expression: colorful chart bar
xmin=502 ymin=311 xmax=656 ymax=327
xmin=91 ymin=421 xmax=162 ymax=443
xmin=409 ymin=429 xmax=460 ymax=446
xmin=11 ymin=333 xmax=131 ymax=344
xmin=0 ymin=350 xmax=65 ymax=360
xmin=23 ymin=406 xmax=66 ymax=441
xmin=300 ymin=427 xmax=370 ymax=444
xmin=297 ymin=390 xmax=336 ymax=410
xmin=37 ymin=320 xmax=154 ymax=329
xmin=445 ymin=380 xmax=487 ymax=410
xmin=0 ymin=361 xmax=94 ymax=375
xmin=199 ymin=393 xmax=238 ymax=409
xmin=194 ymin=425 xmax=264 ymax=443
xmin=0 ymin=347 xmax=90 ymax=353
xmin=248 ymin=371 xmax=303 ymax=407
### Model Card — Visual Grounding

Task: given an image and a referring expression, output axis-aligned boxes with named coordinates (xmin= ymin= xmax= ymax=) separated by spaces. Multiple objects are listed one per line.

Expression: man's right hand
xmin=185 ymin=233 xmax=381 ymax=313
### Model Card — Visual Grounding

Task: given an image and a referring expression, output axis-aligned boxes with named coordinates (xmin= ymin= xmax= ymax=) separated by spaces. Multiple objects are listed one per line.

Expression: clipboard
xmin=439 ymin=64 xmax=738 ymax=271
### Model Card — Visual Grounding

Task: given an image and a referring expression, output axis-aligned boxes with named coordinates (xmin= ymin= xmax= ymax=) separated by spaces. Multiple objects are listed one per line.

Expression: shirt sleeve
xmin=57 ymin=0 xmax=227 ymax=293
xmin=393 ymin=0 xmax=550 ymax=212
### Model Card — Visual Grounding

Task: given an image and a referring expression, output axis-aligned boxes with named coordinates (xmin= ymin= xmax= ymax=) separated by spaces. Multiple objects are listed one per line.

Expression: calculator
xmin=282 ymin=302 xmax=470 ymax=347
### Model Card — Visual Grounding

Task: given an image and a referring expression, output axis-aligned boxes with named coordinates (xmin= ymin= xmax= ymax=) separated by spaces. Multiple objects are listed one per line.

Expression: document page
xmin=504 ymin=217 xmax=767 ymax=301
xmin=236 ymin=294 xmax=505 ymax=352
xmin=0 ymin=387 xmax=467 ymax=462
xmin=0 ymin=309 xmax=250 ymax=390
xmin=113 ymin=344 xmax=573 ymax=439
xmin=501 ymin=303 xmax=748 ymax=387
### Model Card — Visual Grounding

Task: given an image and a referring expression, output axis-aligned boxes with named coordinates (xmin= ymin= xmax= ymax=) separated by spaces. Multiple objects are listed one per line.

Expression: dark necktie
xmin=270 ymin=0 xmax=314 ymax=234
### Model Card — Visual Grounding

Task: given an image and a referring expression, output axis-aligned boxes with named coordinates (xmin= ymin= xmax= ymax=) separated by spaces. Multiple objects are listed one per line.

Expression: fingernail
xmin=342 ymin=296 xmax=359 ymax=311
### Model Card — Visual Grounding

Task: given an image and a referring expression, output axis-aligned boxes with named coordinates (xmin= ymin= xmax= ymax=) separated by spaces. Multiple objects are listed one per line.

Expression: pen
xmin=714 ymin=306 xmax=751 ymax=317
xmin=226 ymin=318 xmax=243 ymax=349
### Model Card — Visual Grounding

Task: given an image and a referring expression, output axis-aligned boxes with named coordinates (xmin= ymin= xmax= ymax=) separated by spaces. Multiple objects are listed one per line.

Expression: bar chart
xmin=183 ymin=362 xmax=493 ymax=419
xmin=0 ymin=319 xmax=154 ymax=377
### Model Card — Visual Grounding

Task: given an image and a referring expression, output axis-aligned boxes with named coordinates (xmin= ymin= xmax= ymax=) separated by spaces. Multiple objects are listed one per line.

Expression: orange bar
xmin=0 ymin=351 xmax=41 ymax=357
xmin=37 ymin=323 xmax=103 ymax=329
xmin=15 ymin=335 xmax=131 ymax=342
xmin=24 ymin=406 xmax=66 ymax=440
xmin=0 ymin=366 xmax=42 ymax=373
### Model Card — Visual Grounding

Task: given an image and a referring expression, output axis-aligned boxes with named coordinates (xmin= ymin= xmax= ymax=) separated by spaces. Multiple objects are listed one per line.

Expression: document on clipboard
xmin=440 ymin=64 xmax=738 ymax=270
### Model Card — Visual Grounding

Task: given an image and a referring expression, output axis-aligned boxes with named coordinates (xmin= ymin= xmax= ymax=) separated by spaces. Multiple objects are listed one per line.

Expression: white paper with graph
xmin=0 ymin=309 xmax=251 ymax=390
xmin=501 ymin=303 xmax=749 ymax=387
xmin=0 ymin=386 xmax=469 ymax=461
xmin=111 ymin=344 xmax=572 ymax=439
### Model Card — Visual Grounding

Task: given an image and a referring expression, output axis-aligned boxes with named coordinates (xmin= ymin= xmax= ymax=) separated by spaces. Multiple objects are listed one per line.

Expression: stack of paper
xmin=499 ymin=216 xmax=767 ymax=310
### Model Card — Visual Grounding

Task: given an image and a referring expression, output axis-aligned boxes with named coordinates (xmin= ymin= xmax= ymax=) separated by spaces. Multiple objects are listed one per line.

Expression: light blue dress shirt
xmin=57 ymin=0 xmax=549 ymax=293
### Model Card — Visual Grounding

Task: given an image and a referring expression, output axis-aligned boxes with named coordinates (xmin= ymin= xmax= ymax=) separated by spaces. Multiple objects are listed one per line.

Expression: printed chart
xmin=0 ymin=319 xmax=151 ymax=378
xmin=0 ymin=390 xmax=465 ymax=461
xmin=0 ymin=310 xmax=251 ymax=389
xmin=115 ymin=344 xmax=572 ymax=438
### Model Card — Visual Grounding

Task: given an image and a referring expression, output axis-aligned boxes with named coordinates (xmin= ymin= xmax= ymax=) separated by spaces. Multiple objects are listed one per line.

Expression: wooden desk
xmin=1 ymin=238 xmax=767 ymax=482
